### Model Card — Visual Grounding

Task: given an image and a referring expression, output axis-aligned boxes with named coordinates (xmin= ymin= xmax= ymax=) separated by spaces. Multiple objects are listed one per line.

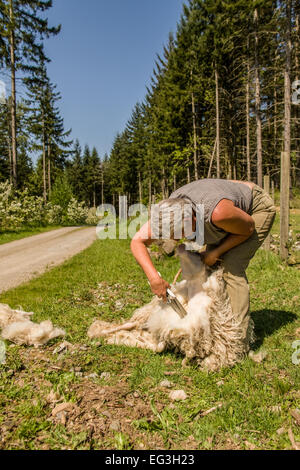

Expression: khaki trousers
xmin=208 ymin=184 xmax=276 ymax=351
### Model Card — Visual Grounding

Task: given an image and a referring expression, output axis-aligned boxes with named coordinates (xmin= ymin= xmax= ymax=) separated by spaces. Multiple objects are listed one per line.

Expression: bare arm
xmin=202 ymin=199 xmax=255 ymax=266
xmin=130 ymin=221 xmax=170 ymax=301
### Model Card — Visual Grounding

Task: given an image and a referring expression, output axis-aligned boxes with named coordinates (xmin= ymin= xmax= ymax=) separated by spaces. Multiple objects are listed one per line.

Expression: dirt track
xmin=0 ymin=227 xmax=97 ymax=293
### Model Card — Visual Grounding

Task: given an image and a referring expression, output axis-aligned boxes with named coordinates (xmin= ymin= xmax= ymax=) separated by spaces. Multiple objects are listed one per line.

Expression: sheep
xmin=88 ymin=244 xmax=254 ymax=370
xmin=0 ymin=303 xmax=65 ymax=347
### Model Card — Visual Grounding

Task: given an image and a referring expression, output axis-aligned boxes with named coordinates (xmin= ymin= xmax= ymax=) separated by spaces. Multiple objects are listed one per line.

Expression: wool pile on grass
xmin=88 ymin=244 xmax=254 ymax=371
xmin=0 ymin=303 xmax=65 ymax=347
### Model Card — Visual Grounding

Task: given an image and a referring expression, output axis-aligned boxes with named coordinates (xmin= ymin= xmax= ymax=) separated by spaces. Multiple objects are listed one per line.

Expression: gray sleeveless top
xmin=169 ymin=179 xmax=253 ymax=245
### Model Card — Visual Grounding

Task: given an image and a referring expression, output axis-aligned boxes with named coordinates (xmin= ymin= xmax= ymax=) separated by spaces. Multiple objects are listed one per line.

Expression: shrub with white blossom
xmin=45 ymin=203 xmax=63 ymax=226
xmin=0 ymin=181 xmax=98 ymax=230
xmin=65 ymin=198 xmax=89 ymax=225
xmin=85 ymin=207 xmax=102 ymax=225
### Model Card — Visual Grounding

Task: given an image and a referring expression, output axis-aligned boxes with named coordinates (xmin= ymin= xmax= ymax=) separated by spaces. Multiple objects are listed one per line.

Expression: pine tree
xmin=89 ymin=147 xmax=101 ymax=208
xmin=81 ymin=145 xmax=102 ymax=206
xmin=0 ymin=95 xmax=11 ymax=182
xmin=125 ymin=102 xmax=148 ymax=202
xmin=25 ymin=59 xmax=72 ymax=201
xmin=67 ymin=139 xmax=86 ymax=202
xmin=106 ymin=0 xmax=299 ymax=205
xmin=0 ymin=0 xmax=60 ymax=186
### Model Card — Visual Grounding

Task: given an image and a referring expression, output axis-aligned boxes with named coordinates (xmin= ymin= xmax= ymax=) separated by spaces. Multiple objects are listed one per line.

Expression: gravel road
xmin=0 ymin=226 xmax=97 ymax=293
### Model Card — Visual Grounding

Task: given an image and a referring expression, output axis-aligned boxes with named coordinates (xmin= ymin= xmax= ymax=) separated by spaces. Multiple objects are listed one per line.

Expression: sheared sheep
xmin=88 ymin=244 xmax=254 ymax=370
xmin=0 ymin=303 xmax=65 ymax=347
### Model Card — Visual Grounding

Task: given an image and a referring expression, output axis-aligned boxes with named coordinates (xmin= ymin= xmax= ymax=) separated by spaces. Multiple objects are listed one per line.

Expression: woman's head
xmin=150 ymin=198 xmax=195 ymax=240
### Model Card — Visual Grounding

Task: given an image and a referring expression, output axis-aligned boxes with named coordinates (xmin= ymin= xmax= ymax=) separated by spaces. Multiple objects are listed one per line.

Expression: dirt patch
xmin=0 ymin=344 xmax=168 ymax=450
xmin=56 ymin=381 xmax=165 ymax=449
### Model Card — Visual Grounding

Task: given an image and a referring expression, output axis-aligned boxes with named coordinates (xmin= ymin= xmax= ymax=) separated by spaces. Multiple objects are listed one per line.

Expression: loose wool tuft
xmin=88 ymin=245 xmax=254 ymax=371
xmin=0 ymin=303 xmax=65 ymax=347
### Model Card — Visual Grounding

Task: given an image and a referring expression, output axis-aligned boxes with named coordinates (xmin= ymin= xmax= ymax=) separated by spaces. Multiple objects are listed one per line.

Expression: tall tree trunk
xmin=254 ymin=8 xmax=263 ymax=187
xmin=9 ymin=0 xmax=17 ymax=187
xmin=42 ymin=117 xmax=47 ymax=203
xmin=187 ymin=166 xmax=191 ymax=184
xmin=148 ymin=171 xmax=152 ymax=218
xmin=101 ymin=164 xmax=104 ymax=205
xmin=274 ymin=64 xmax=277 ymax=158
xmin=138 ymin=171 xmax=142 ymax=204
xmin=227 ymin=148 xmax=232 ymax=179
xmin=47 ymin=141 xmax=51 ymax=197
xmin=191 ymin=91 xmax=198 ymax=180
xmin=148 ymin=171 xmax=152 ymax=205
xmin=6 ymin=108 xmax=13 ymax=184
xmin=280 ymin=0 xmax=292 ymax=261
xmin=207 ymin=138 xmax=217 ymax=179
xmin=215 ymin=65 xmax=220 ymax=178
xmin=294 ymin=9 xmax=300 ymax=185
xmin=7 ymin=134 xmax=12 ymax=185
xmin=233 ymin=164 xmax=237 ymax=180
xmin=162 ymin=167 xmax=168 ymax=198
xmin=296 ymin=11 xmax=299 ymax=82
xmin=228 ymin=101 xmax=234 ymax=181
xmin=246 ymin=37 xmax=251 ymax=181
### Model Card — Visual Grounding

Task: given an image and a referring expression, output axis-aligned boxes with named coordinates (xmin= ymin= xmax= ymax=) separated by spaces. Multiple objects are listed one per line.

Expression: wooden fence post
xmin=280 ymin=151 xmax=290 ymax=260
xmin=263 ymin=175 xmax=271 ymax=250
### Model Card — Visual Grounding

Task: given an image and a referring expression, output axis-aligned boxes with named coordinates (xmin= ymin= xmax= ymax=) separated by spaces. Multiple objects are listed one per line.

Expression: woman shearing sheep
xmin=130 ymin=178 xmax=276 ymax=353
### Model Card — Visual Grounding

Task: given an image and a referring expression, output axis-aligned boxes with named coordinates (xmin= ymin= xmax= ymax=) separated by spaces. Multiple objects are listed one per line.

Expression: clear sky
xmin=40 ymin=0 xmax=185 ymax=159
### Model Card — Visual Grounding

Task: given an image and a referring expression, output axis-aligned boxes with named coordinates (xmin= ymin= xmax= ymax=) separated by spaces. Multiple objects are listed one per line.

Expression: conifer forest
xmin=0 ymin=0 xmax=299 ymax=208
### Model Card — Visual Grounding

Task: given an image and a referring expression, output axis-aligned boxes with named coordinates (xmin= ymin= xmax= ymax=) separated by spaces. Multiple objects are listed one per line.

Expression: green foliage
xmin=1 ymin=0 xmax=300 ymax=207
xmin=0 ymin=180 xmax=100 ymax=231
xmin=104 ymin=0 xmax=300 ymax=203
xmin=0 ymin=0 xmax=61 ymax=188
xmin=50 ymin=175 xmax=73 ymax=212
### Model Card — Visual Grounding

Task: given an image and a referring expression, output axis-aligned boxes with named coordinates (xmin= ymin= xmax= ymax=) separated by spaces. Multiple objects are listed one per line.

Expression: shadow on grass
xmin=251 ymin=309 xmax=297 ymax=349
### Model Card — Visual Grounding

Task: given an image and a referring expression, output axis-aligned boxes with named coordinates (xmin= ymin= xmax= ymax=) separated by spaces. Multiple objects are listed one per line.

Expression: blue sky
xmin=38 ymin=0 xmax=184 ymax=159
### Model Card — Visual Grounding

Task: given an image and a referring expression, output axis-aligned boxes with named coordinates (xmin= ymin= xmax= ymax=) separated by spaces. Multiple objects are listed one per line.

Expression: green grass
xmin=270 ymin=210 xmax=300 ymax=264
xmin=271 ymin=210 xmax=300 ymax=235
xmin=0 ymin=228 xmax=299 ymax=449
xmin=273 ymin=188 xmax=300 ymax=209
xmin=0 ymin=226 xmax=63 ymax=245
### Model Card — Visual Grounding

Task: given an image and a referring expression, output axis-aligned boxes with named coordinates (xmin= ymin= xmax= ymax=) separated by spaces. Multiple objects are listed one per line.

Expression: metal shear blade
xmin=166 ymin=289 xmax=188 ymax=318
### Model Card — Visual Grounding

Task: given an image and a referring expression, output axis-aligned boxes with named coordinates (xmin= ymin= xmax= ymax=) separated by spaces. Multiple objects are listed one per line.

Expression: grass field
xmin=0 ymin=214 xmax=299 ymax=450
xmin=0 ymin=226 xmax=63 ymax=245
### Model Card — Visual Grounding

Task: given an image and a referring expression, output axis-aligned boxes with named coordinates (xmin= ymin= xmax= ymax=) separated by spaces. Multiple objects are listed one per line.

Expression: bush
xmin=50 ymin=175 xmax=73 ymax=212
xmin=85 ymin=207 xmax=102 ymax=225
xmin=0 ymin=182 xmax=46 ymax=230
xmin=64 ymin=198 xmax=89 ymax=225
xmin=45 ymin=203 xmax=63 ymax=225
xmin=0 ymin=180 xmax=106 ymax=230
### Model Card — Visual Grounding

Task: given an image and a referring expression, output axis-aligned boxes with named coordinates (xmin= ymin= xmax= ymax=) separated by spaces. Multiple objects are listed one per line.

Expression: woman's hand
xmin=201 ymin=249 xmax=221 ymax=267
xmin=149 ymin=276 xmax=170 ymax=302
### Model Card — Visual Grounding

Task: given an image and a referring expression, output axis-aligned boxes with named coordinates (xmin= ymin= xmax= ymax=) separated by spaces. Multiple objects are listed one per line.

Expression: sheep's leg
xmin=101 ymin=321 xmax=138 ymax=335
xmin=107 ymin=330 xmax=164 ymax=353
xmin=133 ymin=337 xmax=165 ymax=353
